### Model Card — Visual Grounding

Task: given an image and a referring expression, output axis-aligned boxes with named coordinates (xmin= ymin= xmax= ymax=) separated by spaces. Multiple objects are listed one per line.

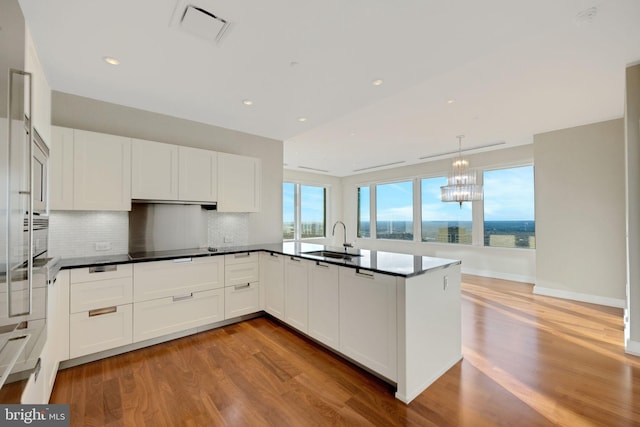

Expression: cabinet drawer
xmin=133 ymin=288 xmax=224 ymax=342
xmin=69 ymin=304 xmax=133 ymax=358
xmin=70 ymin=263 xmax=132 ymax=283
xmin=134 ymin=256 xmax=224 ymax=302
xmin=224 ymin=252 xmax=259 ymax=265
xmin=225 ymin=262 xmax=259 ymax=286
xmin=225 ymin=283 xmax=260 ymax=319
xmin=70 ymin=277 xmax=133 ymax=314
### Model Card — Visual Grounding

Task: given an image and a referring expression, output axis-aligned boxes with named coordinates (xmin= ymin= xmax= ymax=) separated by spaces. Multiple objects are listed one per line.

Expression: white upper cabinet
xmin=131 ymin=139 xmax=179 ymax=200
xmin=50 ymin=127 xmax=131 ymax=211
xmin=50 ymin=126 xmax=74 ymax=210
xmin=131 ymin=140 xmax=217 ymax=203
xmin=178 ymin=146 xmax=217 ymax=203
xmin=73 ymin=130 xmax=131 ymax=211
xmin=217 ymin=152 xmax=261 ymax=212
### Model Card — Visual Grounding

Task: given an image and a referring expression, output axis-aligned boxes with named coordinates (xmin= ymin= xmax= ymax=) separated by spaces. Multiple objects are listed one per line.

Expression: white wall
xmin=534 ymin=119 xmax=626 ymax=308
xmin=51 ymin=91 xmax=283 ymax=246
xmin=341 ymin=145 xmax=536 ymax=283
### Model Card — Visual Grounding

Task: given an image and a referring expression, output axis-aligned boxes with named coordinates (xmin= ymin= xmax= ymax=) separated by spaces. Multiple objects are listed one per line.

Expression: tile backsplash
xmin=49 ymin=211 xmax=129 ymax=258
xmin=49 ymin=210 xmax=250 ymax=258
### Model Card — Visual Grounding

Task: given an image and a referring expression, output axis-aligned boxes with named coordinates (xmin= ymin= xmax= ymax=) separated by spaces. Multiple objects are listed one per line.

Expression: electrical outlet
xmin=95 ymin=242 xmax=112 ymax=251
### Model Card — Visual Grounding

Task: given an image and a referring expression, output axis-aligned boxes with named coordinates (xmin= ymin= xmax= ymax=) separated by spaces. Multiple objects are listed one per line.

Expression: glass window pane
xmin=300 ymin=185 xmax=326 ymax=238
xmin=421 ymin=177 xmax=472 ymax=244
xmin=283 ymin=182 xmax=295 ymax=240
xmin=357 ymin=186 xmax=370 ymax=238
xmin=376 ymin=181 xmax=413 ymax=240
xmin=483 ymin=166 xmax=535 ymax=248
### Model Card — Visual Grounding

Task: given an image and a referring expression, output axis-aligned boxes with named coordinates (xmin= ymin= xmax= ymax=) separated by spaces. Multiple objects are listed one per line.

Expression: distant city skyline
xmin=285 ymin=165 xmax=535 ymax=233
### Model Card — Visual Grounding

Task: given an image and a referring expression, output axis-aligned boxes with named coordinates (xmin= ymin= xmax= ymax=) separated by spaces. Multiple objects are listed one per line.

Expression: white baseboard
xmin=533 ymin=285 xmax=626 ymax=308
xmin=461 ymin=267 xmax=535 ymax=284
xmin=625 ymin=339 xmax=640 ymax=356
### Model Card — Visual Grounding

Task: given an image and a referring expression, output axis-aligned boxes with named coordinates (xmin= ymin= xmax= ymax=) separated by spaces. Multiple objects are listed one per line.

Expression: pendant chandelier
xmin=440 ymin=135 xmax=483 ymax=207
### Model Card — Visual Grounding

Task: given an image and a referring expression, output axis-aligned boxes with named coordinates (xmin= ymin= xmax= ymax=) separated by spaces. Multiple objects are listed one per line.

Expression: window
xmin=357 ymin=186 xmax=370 ymax=238
xmin=300 ymin=185 xmax=326 ymax=238
xmin=282 ymin=182 xmax=295 ymax=239
xmin=421 ymin=177 xmax=472 ymax=244
xmin=376 ymin=181 xmax=413 ymax=240
xmin=483 ymin=166 xmax=535 ymax=248
xmin=282 ymin=182 xmax=326 ymax=240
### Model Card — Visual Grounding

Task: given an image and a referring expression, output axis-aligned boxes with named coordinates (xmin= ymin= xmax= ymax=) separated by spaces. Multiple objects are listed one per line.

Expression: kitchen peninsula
xmin=53 ymin=243 xmax=461 ymax=404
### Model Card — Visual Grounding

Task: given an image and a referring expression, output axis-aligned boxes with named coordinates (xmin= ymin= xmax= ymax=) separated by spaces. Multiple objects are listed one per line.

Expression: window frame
xmin=282 ymin=181 xmax=329 ymax=241
xmin=482 ymin=164 xmax=536 ymax=249
xmin=353 ymin=162 xmax=535 ymax=250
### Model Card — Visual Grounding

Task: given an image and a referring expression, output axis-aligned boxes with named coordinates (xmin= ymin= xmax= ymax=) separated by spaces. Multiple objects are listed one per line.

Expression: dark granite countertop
xmin=59 ymin=242 xmax=460 ymax=278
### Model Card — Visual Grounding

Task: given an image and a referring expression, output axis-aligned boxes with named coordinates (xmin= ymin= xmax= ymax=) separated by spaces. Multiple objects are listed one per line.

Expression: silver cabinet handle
xmin=355 ymin=269 xmax=374 ymax=279
xmin=173 ymin=258 xmax=193 ymax=264
xmin=89 ymin=265 xmax=117 ymax=273
xmin=172 ymin=293 xmax=194 ymax=302
xmin=234 ymin=283 xmax=251 ymax=290
xmin=234 ymin=252 xmax=251 ymax=258
xmin=89 ymin=306 xmax=117 ymax=317
xmin=315 ymin=261 xmax=330 ymax=268
xmin=269 ymin=253 xmax=279 ymax=258
xmin=289 ymin=257 xmax=300 ymax=262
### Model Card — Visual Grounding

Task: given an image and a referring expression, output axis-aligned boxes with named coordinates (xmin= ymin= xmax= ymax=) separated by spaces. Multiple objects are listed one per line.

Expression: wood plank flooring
xmin=50 ymin=275 xmax=640 ymax=426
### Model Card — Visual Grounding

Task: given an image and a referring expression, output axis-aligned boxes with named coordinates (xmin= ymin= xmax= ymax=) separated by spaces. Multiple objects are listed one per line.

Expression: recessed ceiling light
xmin=242 ymin=99 xmax=253 ymax=106
xmin=372 ymin=79 xmax=383 ymax=86
xmin=447 ymin=99 xmax=456 ymax=104
xmin=297 ymin=117 xmax=307 ymax=122
xmin=103 ymin=56 xmax=120 ymax=66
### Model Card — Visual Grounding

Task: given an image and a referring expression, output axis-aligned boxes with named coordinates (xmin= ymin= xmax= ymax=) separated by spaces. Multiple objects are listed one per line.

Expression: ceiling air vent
xmin=171 ymin=3 xmax=231 ymax=45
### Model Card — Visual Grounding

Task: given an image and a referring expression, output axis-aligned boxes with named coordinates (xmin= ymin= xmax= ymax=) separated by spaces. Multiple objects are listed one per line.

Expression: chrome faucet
xmin=332 ymin=220 xmax=353 ymax=249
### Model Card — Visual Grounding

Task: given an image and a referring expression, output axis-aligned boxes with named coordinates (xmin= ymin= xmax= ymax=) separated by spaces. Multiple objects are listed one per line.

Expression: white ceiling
xmin=18 ymin=0 xmax=640 ymax=177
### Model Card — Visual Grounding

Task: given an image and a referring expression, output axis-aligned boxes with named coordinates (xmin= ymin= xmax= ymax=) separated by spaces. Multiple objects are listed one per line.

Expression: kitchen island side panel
xmin=396 ymin=263 xmax=462 ymax=403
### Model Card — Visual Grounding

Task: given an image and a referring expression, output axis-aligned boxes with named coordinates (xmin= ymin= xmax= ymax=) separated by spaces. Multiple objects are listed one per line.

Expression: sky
xmin=285 ymin=165 xmax=535 ymax=225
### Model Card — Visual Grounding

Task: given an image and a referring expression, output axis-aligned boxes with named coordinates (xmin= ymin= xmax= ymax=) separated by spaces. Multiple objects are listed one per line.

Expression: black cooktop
xmin=128 ymin=247 xmax=218 ymax=261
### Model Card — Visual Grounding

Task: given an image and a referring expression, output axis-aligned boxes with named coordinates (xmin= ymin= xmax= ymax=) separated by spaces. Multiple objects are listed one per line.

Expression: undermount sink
xmin=303 ymin=250 xmax=362 ymax=260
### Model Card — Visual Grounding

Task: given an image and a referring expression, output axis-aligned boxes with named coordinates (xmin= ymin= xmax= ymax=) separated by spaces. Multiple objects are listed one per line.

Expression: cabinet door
xmin=225 ymin=283 xmax=260 ymax=319
xmin=133 ymin=289 xmax=224 ymax=342
xmin=225 ymin=253 xmax=260 ymax=286
xmin=133 ymin=256 xmax=224 ymax=302
xmin=339 ymin=268 xmax=397 ymax=381
xmin=73 ymin=130 xmax=131 ymax=211
xmin=49 ymin=126 xmax=74 ymax=210
xmin=131 ymin=138 xmax=178 ymax=200
xmin=284 ymin=257 xmax=309 ymax=333
xmin=178 ymin=146 xmax=217 ymax=202
xmin=69 ymin=304 xmax=133 ymax=358
xmin=261 ymin=252 xmax=284 ymax=320
xmin=217 ymin=153 xmax=260 ymax=212
xmin=308 ymin=261 xmax=340 ymax=348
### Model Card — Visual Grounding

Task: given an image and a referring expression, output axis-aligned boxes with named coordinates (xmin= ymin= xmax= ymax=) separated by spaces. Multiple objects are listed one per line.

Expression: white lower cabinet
xmin=225 ymin=283 xmax=260 ymax=319
xmin=69 ymin=264 xmax=133 ymax=359
xmin=134 ymin=256 xmax=224 ymax=302
xmin=339 ymin=267 xmax=398 ymax=381
xmin=69 ymin=304 xmax=133 ymax=358
xmin=284 ymin=257 xmax=310 ymax=333
xmin=133 ymin=289 xmax=224 ymax=342
xmin=261 ymin=252 xmax=285 ymax=320
xmin=224 ymin=253 xmax=260 ymax=319
xmin=308 ymin=261 xmax=340 ymax=348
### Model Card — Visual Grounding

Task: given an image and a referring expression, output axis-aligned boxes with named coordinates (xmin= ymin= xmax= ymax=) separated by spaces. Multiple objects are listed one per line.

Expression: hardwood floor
xmin=50 ymin=275 xmax=640 ymax=426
